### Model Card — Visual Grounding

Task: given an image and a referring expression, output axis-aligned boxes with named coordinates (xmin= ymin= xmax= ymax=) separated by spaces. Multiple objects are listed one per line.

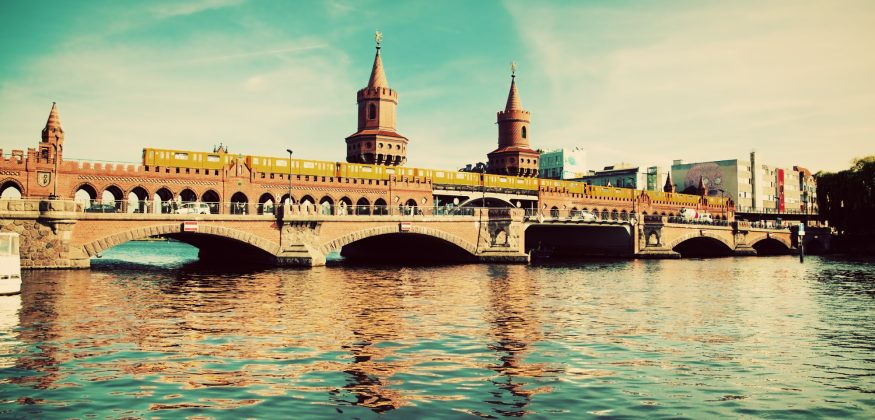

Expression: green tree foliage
xmin=816 ymin=156 xmax=875 ymax=234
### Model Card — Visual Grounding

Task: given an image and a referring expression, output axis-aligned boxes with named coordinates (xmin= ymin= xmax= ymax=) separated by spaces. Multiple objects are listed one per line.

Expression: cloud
xmin=151 ymin=0 xmax=246 ymax=19
xmin=506 ymin=0 xmax=875 ymax=172
xmin=0 ymin=31 xmax=357 ymax=164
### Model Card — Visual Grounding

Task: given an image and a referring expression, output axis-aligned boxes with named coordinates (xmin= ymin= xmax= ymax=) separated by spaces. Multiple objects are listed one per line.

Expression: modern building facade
xmin=538 ymin=147 xmax=586 ymax=180
xmin=670 ymin=152 xmax=815 ymax=213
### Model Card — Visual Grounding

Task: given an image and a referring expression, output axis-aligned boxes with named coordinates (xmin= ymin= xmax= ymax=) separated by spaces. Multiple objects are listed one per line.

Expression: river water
xmin=1 ymin=241 xmax=874 ymax=418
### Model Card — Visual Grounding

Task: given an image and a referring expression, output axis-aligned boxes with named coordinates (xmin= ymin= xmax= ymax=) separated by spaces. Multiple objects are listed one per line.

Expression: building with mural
xmin=670 ymin=152 xmax=814 ymax=213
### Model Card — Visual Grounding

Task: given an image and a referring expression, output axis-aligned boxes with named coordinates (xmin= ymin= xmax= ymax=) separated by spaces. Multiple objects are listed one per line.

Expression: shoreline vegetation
xmin=817 ymin=156 xmax=875 ymax=255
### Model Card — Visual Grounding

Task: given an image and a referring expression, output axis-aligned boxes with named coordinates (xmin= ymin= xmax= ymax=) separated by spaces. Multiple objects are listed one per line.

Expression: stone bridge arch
xmin=319 ymin=225 xmax=478 ymax=257
xmin=666 ymin=231 xmax=735 ymax=252
xmin=747 ymin=232 xmax=793 ymax=255
xmin=81 ymin=223 xmax=281 ymax=258
xmin=747 ymin=232 xmax=793 ymax=252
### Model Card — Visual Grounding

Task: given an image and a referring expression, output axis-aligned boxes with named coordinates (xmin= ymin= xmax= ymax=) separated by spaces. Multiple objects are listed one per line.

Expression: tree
xmin=816 ymin=156 xmax=875 ymax=235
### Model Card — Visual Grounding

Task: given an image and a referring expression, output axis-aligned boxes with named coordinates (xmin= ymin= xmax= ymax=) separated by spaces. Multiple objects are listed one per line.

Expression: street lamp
xmin=285 ymin=149 xmax=293 ymax=216
xmin=481 ymin=167 xmax=487 ymax=209
xmin=716 ymin=188 xmax=726 ymax=221
xmin=50 ymin=143 xmax=60 ymax=199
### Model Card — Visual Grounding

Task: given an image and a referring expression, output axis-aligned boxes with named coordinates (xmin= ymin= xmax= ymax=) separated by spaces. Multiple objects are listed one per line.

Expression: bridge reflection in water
xmin=4 ymin=253 xmax=873 ymax=418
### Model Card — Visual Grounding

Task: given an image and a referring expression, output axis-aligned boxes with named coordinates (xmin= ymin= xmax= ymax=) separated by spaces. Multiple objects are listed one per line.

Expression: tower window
xmin=522 ymin=126 xmax=527 ymax=139
xmin=368 ymin=104 xmax=376 ymax=120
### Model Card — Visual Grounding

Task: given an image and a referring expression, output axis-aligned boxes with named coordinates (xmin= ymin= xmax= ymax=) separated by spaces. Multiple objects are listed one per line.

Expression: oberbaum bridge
xmin=0 ymin=36 xmax=825 ymax=269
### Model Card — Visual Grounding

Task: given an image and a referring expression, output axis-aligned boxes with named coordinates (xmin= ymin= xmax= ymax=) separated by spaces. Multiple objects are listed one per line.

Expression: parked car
xmin=175 ymin=202 xmax=211 ymax=215
xmin=576 ymin=210 xmax=597 ymax=222
xmin=85 ymin=204 xmax=117 ymax=213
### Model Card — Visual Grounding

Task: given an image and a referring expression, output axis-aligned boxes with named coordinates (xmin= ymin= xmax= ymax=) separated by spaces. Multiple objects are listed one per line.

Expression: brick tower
xmin=487 ymin=64 xmax=539 ymax=177
xmin=345 ymin=32 xmax=408 ymax=166
xmin=40 ymin=102 xmax=64 ymax=163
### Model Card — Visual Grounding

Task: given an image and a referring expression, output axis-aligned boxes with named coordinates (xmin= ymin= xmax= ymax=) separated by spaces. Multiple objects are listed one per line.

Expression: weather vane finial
xmin=375 ymin=30 xmax=383 ymax=48
xmin=511 ymin=60 xmax=517 ymax=77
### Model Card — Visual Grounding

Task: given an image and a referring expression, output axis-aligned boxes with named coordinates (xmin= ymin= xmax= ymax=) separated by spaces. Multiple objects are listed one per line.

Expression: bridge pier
xmin=0 ymin=200 xmax=89 ymax=268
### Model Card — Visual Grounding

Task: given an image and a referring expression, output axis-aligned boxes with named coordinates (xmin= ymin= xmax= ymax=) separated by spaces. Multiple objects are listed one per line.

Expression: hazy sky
xmin=1 ymin=0 xmax=872 ymax=173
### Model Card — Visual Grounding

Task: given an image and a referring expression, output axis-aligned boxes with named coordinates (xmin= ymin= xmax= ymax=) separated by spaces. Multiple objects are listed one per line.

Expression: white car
xmin=577 ymin=210 xmax=597 ymax=222
xmin=175 ymin=202 xmax=211 ymax=215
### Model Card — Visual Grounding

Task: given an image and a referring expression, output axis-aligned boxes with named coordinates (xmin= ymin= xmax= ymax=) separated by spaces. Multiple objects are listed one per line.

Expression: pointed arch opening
xmin=179 ymin=188 xmax=197 ymax=203
xmin=338 ymin=197 xmax=353 ymax=216
xmin=74 ymin=184 xmax=98 ymax=210
xmin=101 ymin=185 xmax=124 ymax=212
xmin=153 ymin=188 xmax=174 ymax=214
xmin=0 ymin=180 xmax=23 ymax=200
xmin=127 ymin=187 xmax=149 ymax=213
xmin=257 ymin=193 xmax=275 ymax=215
xmin=319 ymin=196 xmax=334 ymax=215
xmin=202 ymin=190 xmax=220 ymax=214
xmin=402 ymin=198 xmax=418 ymax=215
xmin=355 ymin=197 xmax=371 ymax=216
xmin=230 ymin=192 xmax=249 ymax=215
xmin=374 ymin=198 xmax=388 ymax=215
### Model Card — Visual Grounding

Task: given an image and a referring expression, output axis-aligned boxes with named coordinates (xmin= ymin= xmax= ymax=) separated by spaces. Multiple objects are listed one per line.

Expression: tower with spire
xmin=40 ymin=102 xmax=64 ymax=163
xmin=487 ymin=63 xmax=539 ymax=177
xmin=345 ymin=31 xmax=409 ymax=166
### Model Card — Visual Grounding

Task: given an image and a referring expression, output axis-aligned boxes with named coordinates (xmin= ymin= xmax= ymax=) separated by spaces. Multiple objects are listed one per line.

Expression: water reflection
xmin=483 ymin=265 xmax=552 ymax=417
xmin=0 ymin=250 xmax=873 ymax=418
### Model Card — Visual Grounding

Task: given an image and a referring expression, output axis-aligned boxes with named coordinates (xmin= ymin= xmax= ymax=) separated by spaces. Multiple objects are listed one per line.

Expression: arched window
xmin=368 ymin=104 xmax=376 ymax=120
xmin=521 ymin=126 xmax=527 ymax=139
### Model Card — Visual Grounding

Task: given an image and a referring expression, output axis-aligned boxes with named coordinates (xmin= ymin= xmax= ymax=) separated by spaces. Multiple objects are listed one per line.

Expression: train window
xmin=276 ymin=160 xmax=287 ymax=167
xmin=361 ymin=166 xmax=372 ymax=173
xmin=175 ymin=153 xmax=189 ymax=159
xmin=303 ymin=162 xmax=315 ymax=169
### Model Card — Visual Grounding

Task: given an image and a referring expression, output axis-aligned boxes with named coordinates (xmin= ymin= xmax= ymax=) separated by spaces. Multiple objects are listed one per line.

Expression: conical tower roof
xmin=367 ymin=47 xmax=389 ymax=88
xmin=44 ymin=102 xmax=63 ymax=131
xmin=505 ymin=75 xmax=522 ymax=111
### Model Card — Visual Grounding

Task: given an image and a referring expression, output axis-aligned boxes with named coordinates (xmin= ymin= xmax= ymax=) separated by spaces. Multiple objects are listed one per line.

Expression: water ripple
xmin=0 ymin=243 xmax=873 ymax=418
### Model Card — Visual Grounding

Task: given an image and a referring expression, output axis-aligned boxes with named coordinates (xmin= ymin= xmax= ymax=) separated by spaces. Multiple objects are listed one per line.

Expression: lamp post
xmin=286 ymin=149 xmax=293 ymax=215
xmin=480 ymin=167 xmax=487 ymax=210
xmin=50 ymin=143 xmax=59 ymax=200
xmin=717 ymin=188 xmax=726 ymax=221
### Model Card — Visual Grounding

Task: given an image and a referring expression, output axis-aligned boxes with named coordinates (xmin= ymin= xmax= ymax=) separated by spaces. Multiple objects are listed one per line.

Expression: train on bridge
xmin=142 ymin=147 xmax=727 ymax=211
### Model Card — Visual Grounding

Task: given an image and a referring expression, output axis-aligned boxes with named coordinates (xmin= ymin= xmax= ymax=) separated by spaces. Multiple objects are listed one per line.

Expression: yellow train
xmin=142 ymin=147 xmax=729 ymax=207
xmin=143 ymin=147 xmax=555 ymax=193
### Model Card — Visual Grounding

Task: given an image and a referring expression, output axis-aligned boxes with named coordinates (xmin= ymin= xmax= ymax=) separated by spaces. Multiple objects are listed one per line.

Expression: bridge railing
xmin=524 ymin=207 xmax=635 ymax=224
xmin=32 ymin=199 xmax=518 ymax=218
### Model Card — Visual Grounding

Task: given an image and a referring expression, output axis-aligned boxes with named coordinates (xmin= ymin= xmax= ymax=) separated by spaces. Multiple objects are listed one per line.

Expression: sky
xmin=0 ymin=0 xmax=873 ymax=173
